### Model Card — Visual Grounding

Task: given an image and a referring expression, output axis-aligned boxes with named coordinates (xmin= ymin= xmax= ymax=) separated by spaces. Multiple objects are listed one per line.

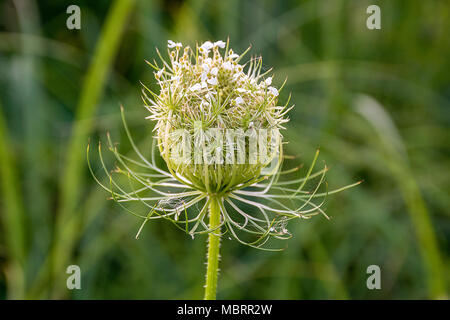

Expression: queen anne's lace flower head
xmin=143 ymin=40 xmax=292 ymax=194
xmin=89 ymin=39 xmax=360 ymax=249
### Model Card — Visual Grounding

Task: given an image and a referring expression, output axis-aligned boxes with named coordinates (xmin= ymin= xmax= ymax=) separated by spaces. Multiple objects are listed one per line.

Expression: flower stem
xmin=204 ymin=197 xmax=221 ymax=300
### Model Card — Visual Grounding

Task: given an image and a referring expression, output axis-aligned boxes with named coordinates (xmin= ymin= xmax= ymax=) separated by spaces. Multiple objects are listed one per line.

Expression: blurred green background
xmin=0 ymin=0 xmax=448 ymax=299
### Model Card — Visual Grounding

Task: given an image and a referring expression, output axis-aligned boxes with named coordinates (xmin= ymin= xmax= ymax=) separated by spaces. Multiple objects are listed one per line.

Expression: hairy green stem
xmin=204 ymin=197 xmax=221 ymax=300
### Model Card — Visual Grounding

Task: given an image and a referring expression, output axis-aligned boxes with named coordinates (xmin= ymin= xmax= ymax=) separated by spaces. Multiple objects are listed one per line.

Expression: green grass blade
xmin=50 ymin=0 xmax=136 ymax=298
xmin=354 ymin=94 xmax=447 ymax=299
xmin=0 ymin=101 xmax=27 ymax=299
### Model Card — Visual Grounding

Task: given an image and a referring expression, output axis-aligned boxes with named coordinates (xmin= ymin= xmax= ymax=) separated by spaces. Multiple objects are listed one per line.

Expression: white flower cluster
xmin=143 ymin=40 xmax=290 ymax=134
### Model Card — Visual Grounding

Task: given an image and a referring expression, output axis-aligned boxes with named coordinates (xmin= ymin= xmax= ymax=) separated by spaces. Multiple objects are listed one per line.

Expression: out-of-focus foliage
xmin=0 ymin=0 xmax=448 ymax=299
